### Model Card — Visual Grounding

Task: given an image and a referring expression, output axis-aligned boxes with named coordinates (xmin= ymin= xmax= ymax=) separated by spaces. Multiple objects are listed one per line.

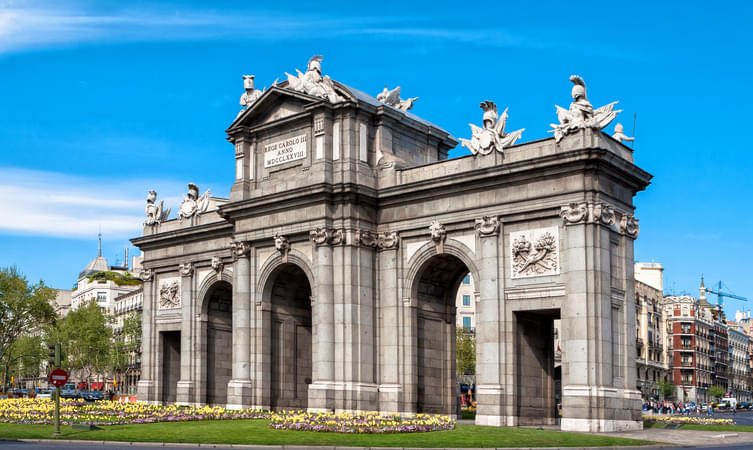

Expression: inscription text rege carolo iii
xmin=264 ymin=134 xmax=307 ymax=168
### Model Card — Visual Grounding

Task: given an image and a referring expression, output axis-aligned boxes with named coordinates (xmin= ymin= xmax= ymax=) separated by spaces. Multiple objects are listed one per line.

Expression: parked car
xmin=60 ymin=383 xmax=77 ymax=398
xmin=37 ymin=389 xmax=54 ymax=399
xmin=80 ymin=390 xmax=104 ymax=401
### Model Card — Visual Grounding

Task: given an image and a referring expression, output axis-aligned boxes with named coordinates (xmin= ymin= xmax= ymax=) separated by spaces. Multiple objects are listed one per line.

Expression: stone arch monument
xmin=132 ymin=57 xmax=651 ymax=432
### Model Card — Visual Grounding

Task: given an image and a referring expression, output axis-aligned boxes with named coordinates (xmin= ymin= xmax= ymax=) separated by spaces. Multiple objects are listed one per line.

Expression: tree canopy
xmin=56 ymin=299 xmax=112 ymax=381
xmin=0 ymin=267 xmax=56 ymax=388
xmin=456 ymin=329 xmax=476 ymax=376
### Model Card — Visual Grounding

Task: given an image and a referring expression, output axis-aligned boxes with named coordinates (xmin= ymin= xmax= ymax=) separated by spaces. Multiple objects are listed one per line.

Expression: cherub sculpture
xmin=178 ymin=183 xmax=211 ymax=220
xmin=285 ymin=55 xmax=343 ymax=103
xmin=239 ymin=75 xmax=263 ymax=108
xmin=144 ymin=190 xmax=170 ymax=226
xmin=376 ymin=86 xmax=418 ymax=111
xmin=549 ymin=75 xmax=621 ymax=143
xmin=460 ymin=101 xmax=524 ymax=156
xmin=611 ymin=123 xmax=634 ymax=144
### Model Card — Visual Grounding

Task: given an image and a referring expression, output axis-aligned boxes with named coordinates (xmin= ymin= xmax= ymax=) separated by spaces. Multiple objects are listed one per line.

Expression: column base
xmin=561 ymin=418 xmax=643 ymax=432
xmin=137 ymin=380 xmax=157 ymax=404
xmin=308 ymin=381 xmax=378 ymax=412
xmin=475 ymin=414 xmax=517 ymax=427
xmin=226 ymin=379 xmax=254 ymax=409
xmin=378 ymin=384 xmax=402 ymax=414
xmin=176 ymin=380 xmax=196 ymax=405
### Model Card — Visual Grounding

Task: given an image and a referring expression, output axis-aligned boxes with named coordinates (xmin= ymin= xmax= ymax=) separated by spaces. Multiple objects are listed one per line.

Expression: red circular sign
xmin=49 ymin=368 xmax=68 ymax=387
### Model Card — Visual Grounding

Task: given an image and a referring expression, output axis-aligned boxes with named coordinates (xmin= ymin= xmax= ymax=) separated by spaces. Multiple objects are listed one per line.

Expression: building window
xmin=462 ymin=295 xmax=471 ymax=306
xmin=462 ymin=275 xmax=471 ymax=285
xmin=97 ymin=292 xmax=107 ymax=302
xmin=462 ymin=316 xmax=472 ymax=330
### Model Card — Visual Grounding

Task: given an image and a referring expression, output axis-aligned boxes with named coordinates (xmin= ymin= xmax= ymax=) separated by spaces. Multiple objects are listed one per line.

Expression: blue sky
xmin=1 ymin=1 xmax=752 ymax=316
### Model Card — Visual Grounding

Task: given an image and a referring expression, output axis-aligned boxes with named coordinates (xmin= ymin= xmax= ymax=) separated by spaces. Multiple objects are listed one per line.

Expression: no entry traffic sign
xmin=49 ymin=368 xmax=68 ymax=387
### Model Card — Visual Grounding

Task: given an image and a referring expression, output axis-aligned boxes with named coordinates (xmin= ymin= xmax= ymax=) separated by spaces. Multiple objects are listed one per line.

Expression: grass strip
xmin=644 ymin=422 xmax=753 ymax=432
xmin=0 ymin=420 xmax=655 ymax=448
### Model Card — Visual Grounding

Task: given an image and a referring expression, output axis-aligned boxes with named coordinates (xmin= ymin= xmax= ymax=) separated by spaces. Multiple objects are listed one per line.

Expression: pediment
xmin=227 ymin=87 xmax=322 ymax=131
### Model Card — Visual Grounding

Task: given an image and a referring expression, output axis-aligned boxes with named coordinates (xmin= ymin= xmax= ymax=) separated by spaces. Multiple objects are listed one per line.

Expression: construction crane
xmin=703 ymin=278 xmax=748 ymax=311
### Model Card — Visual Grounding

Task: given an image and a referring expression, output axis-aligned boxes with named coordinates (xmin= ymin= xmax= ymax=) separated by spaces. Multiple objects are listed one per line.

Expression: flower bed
xmin=0 ymin=398 xmax=271 ymax=425
xmin=269 ymin=410 xmax=454 ymax=433
xmin=643 ymin=414 xmax=735 ymax=426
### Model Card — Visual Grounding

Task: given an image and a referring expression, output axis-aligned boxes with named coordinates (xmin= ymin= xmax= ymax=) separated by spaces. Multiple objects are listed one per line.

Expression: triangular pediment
xmin=227 ymin=87 xmax=324 ymax=131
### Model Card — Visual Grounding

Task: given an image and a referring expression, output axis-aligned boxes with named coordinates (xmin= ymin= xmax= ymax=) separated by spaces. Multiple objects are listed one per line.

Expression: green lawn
xmin=0 ymin=420 xmax=654 ymax=447
xmin=645 ymin=422 xmax=753 ymax=433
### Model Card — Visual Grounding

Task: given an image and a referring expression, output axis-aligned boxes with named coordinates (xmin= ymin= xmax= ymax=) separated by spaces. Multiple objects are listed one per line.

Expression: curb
xmin=0 ymin=438 xmax=684 ymax=449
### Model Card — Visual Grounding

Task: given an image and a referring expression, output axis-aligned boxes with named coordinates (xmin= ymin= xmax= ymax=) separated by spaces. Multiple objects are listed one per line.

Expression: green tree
xmin=57 ymin=299 xmax=113 ymax=385
xmin=708 ymin=385 xmax=726 ymax=401
xmin=110 ymin=312 xmax=141 ymax=381
xmin=0 ymin=267 xmax=56 ymax=390
xmin=456 ymin=329 xmax=476 ymax=376
xmin=656 ymin=380 xmax=674 ymax=399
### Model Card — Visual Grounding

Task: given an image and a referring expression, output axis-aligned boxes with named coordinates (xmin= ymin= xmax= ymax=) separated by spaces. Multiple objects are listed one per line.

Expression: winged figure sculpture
xmin=549 ymin=75 xmax=622 ymax=143
xmin=460 ymin=101 xmax=524 ymax=156
xmin=377 ymin=86 xmax=418 ymax=111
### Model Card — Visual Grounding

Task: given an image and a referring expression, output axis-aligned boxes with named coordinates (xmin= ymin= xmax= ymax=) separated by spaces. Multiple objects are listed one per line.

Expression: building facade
xmin=664 ymin=295 xmax=714 ymax=403
xmin=132 ymin=57 xmax=651 ymax=431
xmin=635 ymin=279 xmax=670 ymax=400
xmin=455 ymin=275 xmax=476 ymax=332
xmin=727 ymin=324 xmax=751 ymax=402
xmin=112 ymin=288 xmax=144 ymax=394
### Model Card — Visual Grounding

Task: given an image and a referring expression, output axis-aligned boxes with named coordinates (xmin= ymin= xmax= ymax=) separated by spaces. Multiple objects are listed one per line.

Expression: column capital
xmin=475 ymin=216 xmax=500 ymax=237
xmin=560 ymin=202 xmax=616 ymax=227
xmin=138 ymin=268 xmax=154 ymax=282
xmin=179 ymin=262 xmax=193 ymax=277
xmin=230 ymin=239 xmax=251 ymax=258
xmin=310 ymin=228 xmax=345 ymax=246
xmin=618 ymin=214 xmax=640 ymax=239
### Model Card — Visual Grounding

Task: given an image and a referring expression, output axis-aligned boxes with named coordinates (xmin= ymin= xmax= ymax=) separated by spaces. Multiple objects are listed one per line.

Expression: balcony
xmin=636 ymin=338 xmax=644 ymax=350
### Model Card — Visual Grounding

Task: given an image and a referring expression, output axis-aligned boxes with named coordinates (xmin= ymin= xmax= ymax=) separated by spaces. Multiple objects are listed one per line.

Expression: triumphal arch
xmin=132 ymin=57 xmax=651 ymax=432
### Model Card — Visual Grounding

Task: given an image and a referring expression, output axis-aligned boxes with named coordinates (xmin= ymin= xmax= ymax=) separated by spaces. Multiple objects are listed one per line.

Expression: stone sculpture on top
xmin=178 ymin=183 xmax=211 ymax=220
xmin=377 ymin=86 xmax=418 ymax=111
xmin=460 ymin=101 xmax=524 ymax=156
xmin=239 ymin=75 xmax=263 ymax=108
xmin=549 ymin=75 xmax=621 ymax=143
xmin=144 ymin=190 xmax=170 ymax=226
xmin=285 ymin=55 xmax=343 ymax=103
xmin=611 ymin=123 xmax=634 ymax=144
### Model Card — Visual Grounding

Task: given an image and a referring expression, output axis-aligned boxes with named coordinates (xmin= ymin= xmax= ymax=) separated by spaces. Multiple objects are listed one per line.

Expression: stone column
xmin=559 ymin=203 xmax=642 ymax=432
xmin=473 ymin=216 xmax=508 ymax=426
xmin=176 ymin=263 xmax=195 ymax=405
xmin=308 ymin=229 xmax=336 ymax=410
xmin=136 ymin=268 xmax=157 ymax=403
xmin=228 ymin=241 xmax=253 ymax=409
xmin=377 ymin=237 xmax=401 ymax=413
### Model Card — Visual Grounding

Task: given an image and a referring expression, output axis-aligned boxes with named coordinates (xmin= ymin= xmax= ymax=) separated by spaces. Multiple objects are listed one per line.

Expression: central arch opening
xmin=205 ymin=280 xmax=232 ymax=405
xmin=414 ymin=253 xmax=471 ymax=415
xmin=268 ymin=263 xmax=312 ymax=410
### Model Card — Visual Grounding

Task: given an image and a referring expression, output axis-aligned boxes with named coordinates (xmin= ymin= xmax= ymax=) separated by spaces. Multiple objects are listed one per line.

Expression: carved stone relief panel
xmin=510 ymin=226 xmax=560 ymax=279
xmin=158 ymin=277 xmax=181 ymax=310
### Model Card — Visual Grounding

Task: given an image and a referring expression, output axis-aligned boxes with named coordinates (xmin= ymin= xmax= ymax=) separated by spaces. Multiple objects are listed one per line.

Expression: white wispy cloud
xmin=0 ymin=2 xmax=621 ymax=57
xmin=0 ymin=167 xmax=190 ymax=238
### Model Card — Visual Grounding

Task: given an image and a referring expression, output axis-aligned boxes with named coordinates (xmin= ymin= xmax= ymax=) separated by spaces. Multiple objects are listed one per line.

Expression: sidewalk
xmin=603 ymin=428 xmax=753 ymax=447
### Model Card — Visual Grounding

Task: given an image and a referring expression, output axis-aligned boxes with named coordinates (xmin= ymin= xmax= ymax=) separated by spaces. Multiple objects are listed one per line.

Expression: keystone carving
xmin=619 ymin=214 xmax=640 ymax=239
xmin=475 ymin=216 xmax=500 ymax=236
xmin=179 ymin=263 xmax=193 ymax=277
xmin=211 ymin=256 xmax=224 ymax=276
xmin=429 ymin=220 xmax=446 ymax=253
xmin=274 ymin=233 xmax=290 ymax=262
xmin=138 ymin=268 xmax=153 ymax=282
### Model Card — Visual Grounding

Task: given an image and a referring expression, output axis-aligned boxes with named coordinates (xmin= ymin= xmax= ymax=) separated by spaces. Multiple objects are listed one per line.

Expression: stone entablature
xmin=132 ymin=58 xmax=651 ymax=432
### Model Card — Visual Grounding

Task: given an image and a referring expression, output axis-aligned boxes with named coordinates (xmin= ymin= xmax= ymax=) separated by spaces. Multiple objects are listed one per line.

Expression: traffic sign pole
xmin=48 ymin=344 xmax=64 ymax=437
